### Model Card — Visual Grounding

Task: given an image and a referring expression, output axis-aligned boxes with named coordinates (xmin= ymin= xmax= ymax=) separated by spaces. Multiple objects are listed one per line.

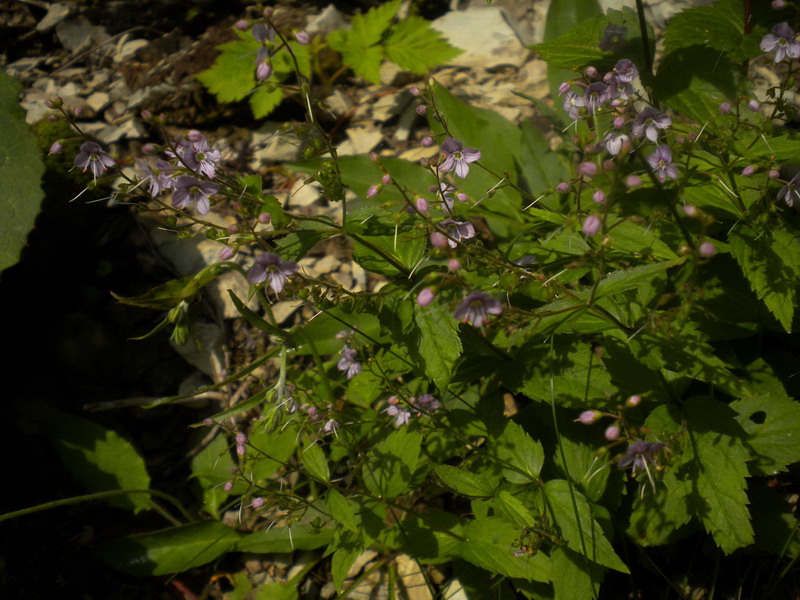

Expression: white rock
xmin=372 ymin=90 xmax=410 ymax=122
xmin=313 ymin=254 xmax=341 ymax=275
xmin=306 ymin=4 xmax=348 ymax=35
xmin=271 ymin=299 xmax=304 ymax=325
xmin=114 ymin=37 xmax=149 ymax=63
xmin=336 ymin=126 xmax=383 ymax=156
xmin=288 ymin=178 xmax=322 ymax=208
xmin=250 ymin=122 xmax=299 ymax=165
xmin=393 ymin=102 xmax=418 ymax=142
xmin=36 ymin=2 xmax=71 ymax=32
xmin=171 ymin=320 xmax=225 ymax=378
xmin=56 ymin=17 xmax=109 ymax=54
xmin=322 ymin=88 xmax=353 ymax=118
xmin=431 ymin=7 xmax=526 ymax=68
xmin=5 ymin=57 xmax=42 ymax=76
xmin=85 ymin=91 xmax=111 ymax=112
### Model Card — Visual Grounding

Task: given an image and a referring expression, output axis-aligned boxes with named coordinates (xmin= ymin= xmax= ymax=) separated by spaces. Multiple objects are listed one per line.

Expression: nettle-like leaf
xmin=492 ymin=420 xmax=545 ymax=484
xmin=0 ymin=70 xmax=46 ymax=273
xmin=663 ymin=0 xmax=764 ymax=62
xmin=415 ymin=304 xmax=462 ymax=393
xmin=190 ymin=433 xmax=237 ymax=518
xmin=362 ymin=428 xmax=422 ymax=499
xmin=434 ymin=464 xmax=495 ymax=497
xmin=730 ymin=223 xmax=800 ymax=333
xmin=384 ymin=16 xmax=462 ymax=74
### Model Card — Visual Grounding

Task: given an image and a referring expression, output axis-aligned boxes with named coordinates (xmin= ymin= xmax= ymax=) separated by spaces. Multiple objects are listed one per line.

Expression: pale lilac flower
xmin=741 ymin=165 xmax=756 ymax=176
xmin=294 ymin=30 xmax=310 ymax=45
xmin=454 ymin=291 xmax=503 ymax=328
xmin=613 ymin=116 xmax=626 ymax=129
xmin=604 ymin=131 xmax=629 ymax=156
xmin=381 ymin=174 xmax=392 ymax=185
xmin=577 ymin=410 xmax=601 ymax=424
xmin=584 ymin=81 xmax=610 ymax=111
xmin=416 ymin=105 xmax=427 ymax=116
xmin=760 ymin=22 xmax=800 ymax=62
xmin=236 ymin=444 xmax=246 ymax=457
xmin=778 ymin=173 xmax=800 ymax=206
xmin=585 ymin=66 xmax=598 ymax=79
xmin=563 ymin=92 xmax=584 ymax=119
xmin=440 ymin=138 xmax=481 ymax=178
xmin=49 ymin=141 xmax=63 ymax=155
xmin=74 ymin=141 xmax=115 ymax=178
xmin=618 ymin=440 xmax=665 ymax=475
xmin=579 ymin=162 xmax=599 ymax=176
xmin=582 ymin=215 xmax=602 ymax=236
xmin=136 ymin=158 xmax=175 ymax=196
xmin=172 ymin=176 xmax=219 ymax=215
xmin=417 ymin=287 xmax=435 ymax=306
xmin=247 ymin=252 xmax=299 ymax=293
xmin=441 ymin=220 xmax=476 ymax=247
xmin=647 ymin=146 xmax=678 ymax=181
xmin=604 ymin=74 xmax=633 ymax=101
xmin=414 ymin=394 xmax=440 ymax=413
xmin=748 ymin=99 xmax=760 ymax=112
xmin=223 ymin=481 xmax=234 ymax=492
xmin=614 ymin=59 xmax=638 ymax=83
xmin=337 ymin=345 xmax=361 ymax=379
xmin=252 ymin=23 xmax=276 ymax=43
xmin=433 ymin=181 xmax=456 ymax=211
xmin=699 ymin=242 xmax=717 ymax=257
xmin=235 ymin=19 xmax=249 ymax=30
xmin=387 ymin=402 xmax=411 ymax=427
xmin=556 ymin=182 xmax=570 ymax=193
xmin=558 ymin=81 xmax=571 ymax=95
xmin=632 ymin=107 xmax=671 ymax=142
xmin=219 ymin=246 xmax=235 ymax=260
xmin=323 ymin=419 xmax=339 ymax=435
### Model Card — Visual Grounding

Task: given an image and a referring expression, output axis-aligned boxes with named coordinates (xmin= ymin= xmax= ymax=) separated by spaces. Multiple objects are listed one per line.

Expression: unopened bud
xmin=223 ymin=481 xmax=234 ymax=492
xmin=236 ymin=444 xmax=246 ymax=457
xmin=683 ymin=204 xmax=698 ymax=217
xmin=556 ymin=182 xmax=570 ymax=193
xmin=219 ymin=246 xmax=235 ymax=260
xmin=294 ymin=30 xmax=310 ymax=45
xmin=235 ymin=19 xmax=249 ymax=30
xmin=416 ymin=105 xmax=427 ymax=116
xmin=448 ymin=258 xmax=460 ymax=270
xmin=366 ymin=184 xmax=381 ymax=198
xmin=415 ymin=196 xmax=429 ymax=212
xmin=773 ymin=0 xmax=786 ymax=9
xmin=409 ymin=87 xmax=420 ymax=97
xmin=592 ymin=189 xmax=606 ymax=204
xmin=558 ymin=81 xmax=571 ymax=95
xmin=585 ymin=66 xmax=598 ymax=78
xmin=46 ymin=96 xmax=63 ymax=108
xmin=741 ymin=165 xmax=756 ymax=176
xmin=613 ymin=116 xmax=625 ymax=128
xmin=625 ymin=175 xmax=642 ymax=188
xmin=369 ymin=152 xmax=379 ymax=162
xmin=252 ymin=497 xmax=265 ymax=508
xmin=74 ymin=106 xmax=84 ymax=116
xmin=258 ymin=212 xmax=271 ymax=224
xmin=256 ymin=62 xmax=272 ymax=81
xmin=747 ymin=99 xmax=760 ymax=111
xmin=381 ymin=174 xmax=391 ymax=185
xmin=604 ymin=425 xmax=621 ymax=441
xmin=48 ymin=141 xmax=63 ymax=155
xmin=577 ymin=410 xmax=601 ymax=424
xmin=626 ymin=395 xmax=642 ymax=407
xmin=769 ymin=169 xmax=780 ymax=179
xmin=582 ymin=214 xmax=602 ymax=236
xmin=421 ymin=136 xmax=433 ymax=147
xmin=456 ymin=192 xmax=468 ymax=203
xmin=417 ymin=287 xmax=435 ymax=306
xmin=719 ymin=102 xmax=732 ymax=114
xmin=579 ymin=162 xmax=598 ymax=176
xmin=699 ymin=241 xmax=717 ymax=257
xmin=430 ymin=232 xmax=448 ymax=248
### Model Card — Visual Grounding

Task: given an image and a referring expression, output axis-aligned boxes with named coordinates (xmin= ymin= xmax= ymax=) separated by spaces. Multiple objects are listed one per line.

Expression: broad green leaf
xmin=544 ymin=0 xmax=603 ymax=42
xmin=415 ymin=305 xmax=461 ymax=392
xmin=249 ymin=422 xmax=300 ymax=483
xmin=331 ymin=543 xmax=362 ymax=592
xmin=327 ymin=489 xmax=358 ymax=533
xmin=591 ymin=258 xmax=685 ymax=300
xmin=750 ymin=482 xmax=800 ymax=558
xmin=518 ymin=120 xmax=567 ymax=202
xmin=551 ymin=546 xmax=604 ymax=600
xmin=112 ymin=263 xmax=234 ymax=310
xmin=294 ymin=307 xmax=383 ymax=356
xmin=493 ymin=420 xmax=545 ymax=483
xmin=274 ymin=229 xmax=332 ymax=262
xmin=384 ymin=16 xmax=461 ymax=74
xmin=351 ymin=231 xmax=425 ymax=276
xmin=730 ymin=224 xmax=800 ymax=332
xmin=457 ymin=517 xmax=551 ymax=582
xmin=0 ymin=71 xmax=45 ymax=273
xmin=302 ymin=442 xmax=330 ymax=483
xmin=235 ymin=524 xmax=333 ymax=553
xmin=534 ymin=14 xmax=611 ymax=70
xmin=683 ymin=182 xmax=743 ymax=218
xmin=663 ymin=0 xmax=763 ymax=62
xmin=250 ymin=86 xmax=284 ymax=119
xmin=495 ymin=491 xmax=537 ymax=527
xmin=380 ymin=509 xmax=462 ymax=562
xmin=434 ymin=465 xmax=495 ymax=497
xmin=254 ymin=582 xmax=298 ymax=600
xmin=196 ymin=37 xmax=261 ymax=103
xmin=605 ymin=218 xmax=678 ymax=260
xmin=42 ymin=410 xmax=151 ymax=513
xmin=544 ymin=479 xmax=628 ymax=572
xmin=652 ymin=46 xmax=742 ymax=125
xmin=190 ymin=433 xmax=236 ymax=518
xmin=362 ymin=428 xmax=422 ymax=499
xmin=351 ymin=0 xmax=402 ymax=47
xmin=732 ymin=392 xmax=800 ymax=476
xmin=552 ymin=436 xmax=609 ymax=503
xmin=99 ymin=521 xmax=241 ymax=576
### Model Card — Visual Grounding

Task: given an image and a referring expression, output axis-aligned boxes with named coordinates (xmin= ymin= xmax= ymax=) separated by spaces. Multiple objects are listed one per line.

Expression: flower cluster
xmin=385 ymin=394 xmax=441 ymax=427
xmin=335 ymin=330 xmax=361 ymax=379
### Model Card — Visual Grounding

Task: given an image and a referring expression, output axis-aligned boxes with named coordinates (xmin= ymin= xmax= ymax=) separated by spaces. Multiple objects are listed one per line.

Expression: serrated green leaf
xmin=0 ymin=71 xmax=46 ymax=273
xmin=518 ymin=120 xmax=568 ymax=202
xmin=544 ymin=479 xmax=628 ymax=572
xmin=415 ymin=305 xmax=461 ymax=392
xmin=495 ymin=491 xmax=536 ymax=527
xmin=352 ymin=0 xmax=402 ymax=46
xmin=434 ymin=464 xmax=495 ymax=497
xmin=552 ymin=436 xmax=608 ymax=503
xmin=351 ymin=231 xmax=425 ymax=276
xmin=327 ymin=489 xmax=358 ymax=533
xmin=98 ymin=521 xmax=241 ymax=576
xmin=190 ymin=433 xmax=236 ymax=518
xmin=294 ymin=307 xmax=383 ymax=356
xmin=363 ymin=428 xmax=422 ymax=499
xmin=457 ymin=517 xmax=551 ymax=582
xmin=663 ymin=0 xmax=763 ymax=62
xmin=732 ymin=391 xmax=800 ymax=476
xmin=302 ymin=442 xmax=330 ymax=483
xmin=493 ymin=420 xmax=544 ymax=483
xmin=196 ymin=38 xmax=261 ymax=102
xmin=730 ymin=224 xmax=800 ymax=332
xmin=384 ymin=16 xmax=461 ymax=74
xmin=42 ymin=410 xmax=151 ymax=514
xmin=551 ymin=546 xmax=605 ymax=600
xmin=235 ymin=524 xmax=333 ymax=553
xmin=254 ymin=582 xmax=298 ymax=600
xmin=249 ymin=423 xmax=299 ymax=482
xmin=250 ymin=86 xmax=284 ymax=119
xmin=606 ymin=218 xmax=678 ymax=260
xmin=591 ymin=258 xmax=685 ymax=300
xmin=331 ymin=544 xmax=362 ymax=592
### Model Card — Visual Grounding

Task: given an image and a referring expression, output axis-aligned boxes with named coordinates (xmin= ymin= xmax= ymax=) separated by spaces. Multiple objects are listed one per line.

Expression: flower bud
xmin=294 ymin=30 xmax=310 ymax=45
xmin=558 ymin=81 xmax=571 ymax=95
xmin=456 ymin=192 xmax=468 ymax=203
xmin=252 ymin=497 xmax=265 ymax=508
xmin=604 ymin=425 xmax=621 ymax=441
xmin=448 ymin=258 xmax=460 ymax=270
xmin=409 ymin=86 xmax=420 ymax=97
xmin=741 ymin=165 xmax=756 ymax=176
xmin=613 ymin=116 xmax=625 ymax=129
xmin=626 ymin=395 xmax=642 ymax=407
xmin=602 ymin=159 xmax=615 ymax=171
xmin=582 ymin=214 xmax=602 ymax=236
xmin=73 ymin=106 xmax=84 ymax=116
xmin=381 ymin=174 xmax=392 ymax=185
xmin=366 ymin=184 xmax=381 ymax=198
xmin=235 ymin=19 xmax=249 ymax=30
xmin=556 ymin=182 xmax=570 ymax=193
xmin=258 ymin=212 xmax=271 ymax=224
xmin=699 ymin=241 xmax=717 ymax=257
xmin=769 ymin=169 xmax=780 ymax=179
xmin=585 ymin=66 xmax=598 ymax=78
xmin=719 ymin=102 xmax=732 ymax=114
xmin=747 ymin=99 xmax=760 ymax=112
xmin=415 ymin=196 xmax=429 ymax=212
xmin=579 ymin=162 xmax=599 ymax=176
xmin=223 ymin=481 xmax=234 ymax=492
xmin=417 ymin=287 xmax=435 ymax=306
xmin=256 ymin=61 xmax=272 ymax=81
xmin=369 ymin=152 xmax=379 ymax=162
xmin=227 ymin=224 xmax=239 ymax=234
xmin=773 ymin=0 xmax=786 ymax=8
xmin=263 ymin=7 xmax=273 ymax=17
xmin=430 ymin=232 xmax=448 ymax=248
xmin=592 ymin=189 xmax=607 ymax=204
xmin=421 ymin=136 xmax=434 ymax=147
xmin=416 ymin=105 xmax=427 ymax=116
xmin=46 ymin=96 xmax=63 ymax=108
xmin=577 ymin=410 xmax=601 ymax=424
xmin=141 ymin=143 xmax=156 ymax=153
xmin=683 ymin=204 xmax=698 ymax=217
xmin=236 ymin=444 xmax=246 ymax=457
xmin=48 ymin=141 xmax=63 ymax=155
xmin=219 ymin=246 xmax=235 ymax=260
xmin=625 ymin=175 xmax=642 ymax=188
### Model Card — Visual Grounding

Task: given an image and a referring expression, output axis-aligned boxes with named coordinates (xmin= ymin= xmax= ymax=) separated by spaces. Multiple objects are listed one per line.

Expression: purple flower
xmin=454 ymin=291 xmax=503 ymax=328
xmin=584 ymin=81 xmax=611 ymax=112
xmin=604 ymin=131 xmax=629 ymax=156
xmin=647 ymin=146 xmax=678 ymax=181
xmin=414 ymin=394 xmax=440 ymax=413
xmin=337 ymin=345 xmax=361 ymax=379
xmin=760 ymin=22 xmax=800 ymax=62
xmin=441 ymin=219 xmax=476 ymax=248
xmin=699 ymin=241 xmax=717 ymax=257
xmin=741 ymin=165 xmax=756 ymax=176
xmin=74 ymin=141 xmax=115 ymax=178
xmin=558 ymin=81 xmax=571 ymax=95
xmin=387 ymin=401 xmax=411 ymax=427
xmin=719 ymin=102 xmax=732 ymax=114
xmin=256 ymin=61 xmax=272 ymax=81
xmin=440 ymin=138 xmax=481 ymax=178
xmin=618 ymin=440 xmax=665 ymax=476
xmin=252 ymin=23 xmax=276 ymax=43
xmin=604 ymin=74 xmax=633 ymax=101
xmin=632 ymin=107 xmax=671 ymax=142
xmin=417 ymin=287 xmax=435 ymax=306
xmin=563 ymin=92 xmax=584 ymax=119
xmin=182 ymin=138 xmax=220 ymax=178
xmin=172 ymin=175 xmax=219 ymax=215
xmin=613 ymin=59 xmax=638 ymax=83
xmin=49 ymin=141 xmax=63 ymax=155
xmin=366 ymin=184 xmax=381 ymax=198
xmin=246 ymin=252 xmax=299 ymax=293
xmin=434 ymin=181 xmax=456 ymax=211
xmin=323 ymin=419 xmax=339 ymax=435
xmin=778 ymin=173 xmax=800 ymax=206
xmin=577 ymin=410 xmax=601 ymax=424
xmin=294 ymin=30 xmax=310 ymax=45
xmin=136 ymin=158 xmax=175 ymax=196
